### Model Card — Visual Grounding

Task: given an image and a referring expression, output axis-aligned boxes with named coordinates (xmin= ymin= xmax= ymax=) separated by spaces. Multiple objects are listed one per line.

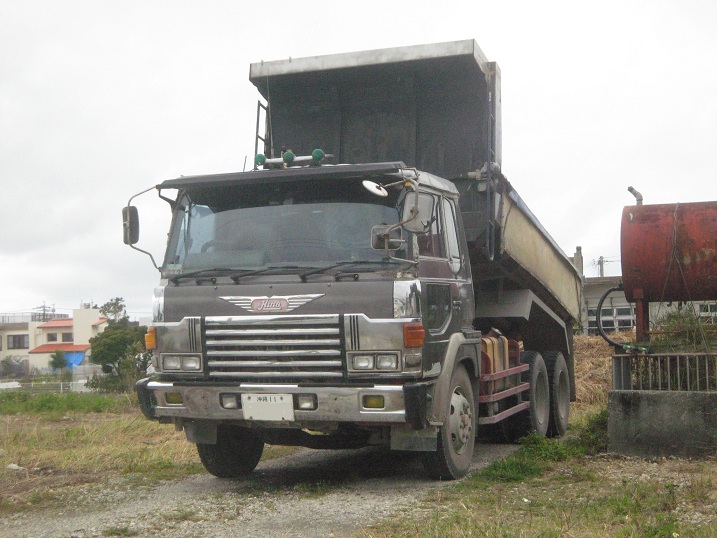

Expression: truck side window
xmin=442 ymin=198 xmax=462 ymax=273
xmin=416 ymin=193 xmax=445 ymax=258
xmin=424 ymin=284 xmax=452 ymax=331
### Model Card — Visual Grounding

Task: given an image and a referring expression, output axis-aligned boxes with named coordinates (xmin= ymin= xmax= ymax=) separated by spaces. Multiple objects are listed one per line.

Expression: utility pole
xmin=598 ymin=256 xmax=605 ymax=277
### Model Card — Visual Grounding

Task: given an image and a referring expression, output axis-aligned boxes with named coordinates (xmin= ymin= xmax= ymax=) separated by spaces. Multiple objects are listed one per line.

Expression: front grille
xmin=205 ymin=315 xmax=344 ymax=382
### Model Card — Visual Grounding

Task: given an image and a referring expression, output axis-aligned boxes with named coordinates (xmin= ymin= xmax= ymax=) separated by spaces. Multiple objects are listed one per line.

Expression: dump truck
xmin=125 ymin=40 xmax=583 ymax=480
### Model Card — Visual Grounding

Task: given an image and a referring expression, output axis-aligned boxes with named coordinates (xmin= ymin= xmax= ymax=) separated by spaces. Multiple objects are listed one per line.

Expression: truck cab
xmin=130 ymin=160 xmax=488 ymax=478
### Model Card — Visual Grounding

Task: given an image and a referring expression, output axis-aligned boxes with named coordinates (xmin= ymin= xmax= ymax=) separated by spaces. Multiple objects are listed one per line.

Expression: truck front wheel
xmin=423 ymin=364 xmax=475 ymax=480
xmin=196 ymin=425 xmax=264 ymax=478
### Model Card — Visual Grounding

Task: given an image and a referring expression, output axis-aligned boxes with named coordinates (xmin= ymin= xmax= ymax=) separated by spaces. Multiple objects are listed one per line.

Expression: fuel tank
xmin=621 ymin=201 xmax=717 ymax=303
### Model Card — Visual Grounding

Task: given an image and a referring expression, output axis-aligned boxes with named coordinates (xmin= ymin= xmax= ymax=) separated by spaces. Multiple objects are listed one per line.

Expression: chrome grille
xmin=205 ymin=315 xmax=344 ymax=381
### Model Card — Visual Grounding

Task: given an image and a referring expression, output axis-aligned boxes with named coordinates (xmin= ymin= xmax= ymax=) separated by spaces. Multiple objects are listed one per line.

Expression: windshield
xmin=162 ymin=175 xmax=406 ymax=276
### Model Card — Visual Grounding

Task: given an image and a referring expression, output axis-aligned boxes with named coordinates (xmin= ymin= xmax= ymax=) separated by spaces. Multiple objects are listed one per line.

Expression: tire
xmin=423 ymin=364 xmax=476 ymax=480
xmin=196 ymin=425 xmax=264 ymax=478
xmin=543 ymin=351 xmax=570 ymax=438
xmin=502 ymin=351 xmax=550 ymax=442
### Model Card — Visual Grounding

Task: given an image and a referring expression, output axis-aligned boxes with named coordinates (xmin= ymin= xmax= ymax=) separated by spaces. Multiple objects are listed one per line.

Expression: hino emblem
xmin=220 ymin=294 xmax=324 ymax=312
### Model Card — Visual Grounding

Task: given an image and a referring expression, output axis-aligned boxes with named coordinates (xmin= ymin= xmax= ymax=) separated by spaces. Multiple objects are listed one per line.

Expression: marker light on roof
xmin=282 ymin=151 xmax=296 ymax=165
xmin=255 ymin=149 xmax=330 ymax=168
xmin=311 ymin=148 xmax=325 ymax=163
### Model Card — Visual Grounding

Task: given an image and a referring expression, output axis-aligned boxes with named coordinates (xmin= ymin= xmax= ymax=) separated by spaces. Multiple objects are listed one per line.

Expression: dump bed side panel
xmin=455 ymin=174 xmax=583 ymax=325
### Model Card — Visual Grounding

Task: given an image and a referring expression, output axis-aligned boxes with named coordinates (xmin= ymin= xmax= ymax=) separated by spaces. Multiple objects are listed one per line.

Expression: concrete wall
xmin=608 ymin=390 xmax=717 ymax=457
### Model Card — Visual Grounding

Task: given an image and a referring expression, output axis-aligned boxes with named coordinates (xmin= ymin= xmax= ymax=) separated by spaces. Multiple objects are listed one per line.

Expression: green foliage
xmin=651 ymin=307 xmax=716 ymax=352
xmin=89 ymin=314 xmax=151 ymax=393
xmin=567 ymin=407 xmax=608 ymax=455
xmin=0 ymin=356 xmax=23 ymax=378
xmin=0 ymin=391 xmax=130 ymax=414
xmin=475 ymin=432 xmax=580 ymax=484
xmin=99 ymin=297 xmax=128 ymax=323
xmin=49 ymin=350 xmax=68 ymax=371
xmin=473 ymin=410 xmax=608 ymax=485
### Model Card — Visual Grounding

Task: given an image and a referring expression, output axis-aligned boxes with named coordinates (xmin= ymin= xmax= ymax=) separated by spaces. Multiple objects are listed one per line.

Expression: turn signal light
xmin=165 ymin=392 xmax=183 ymax=405
xmin=403 ymin=322 xmax=425 ymax=348
xmin=362 ymin=395 xmax=385 ymax=409
xmin=145 ymin=327 xmax=157 ymax=350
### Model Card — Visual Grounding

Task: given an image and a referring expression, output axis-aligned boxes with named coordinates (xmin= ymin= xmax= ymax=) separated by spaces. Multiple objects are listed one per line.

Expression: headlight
xmin=181 ymin=356 xmax=201 ymax=371
xmin=376 ymin=354 xmax=398 ymax=370
xmin=352 ymin=355 xmax=374 ymax=370
xmin=162 ymin=355 xmax=181 ymax=370
xmin=161 ymin=354 xmax=202 ymax=372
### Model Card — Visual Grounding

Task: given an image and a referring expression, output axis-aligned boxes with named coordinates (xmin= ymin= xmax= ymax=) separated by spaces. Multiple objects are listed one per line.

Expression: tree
xmin=50 ymin=350 xmax=69 ymax=380
xmin=1 ymin=356 xmax=22 ymax=378
xmin=88 ymin=318 xmax=151 ymax=392
xmin=99 ymin=297 xmax=127 ymax=323
xmin=50 ymin=350 xmax=68 ymax=371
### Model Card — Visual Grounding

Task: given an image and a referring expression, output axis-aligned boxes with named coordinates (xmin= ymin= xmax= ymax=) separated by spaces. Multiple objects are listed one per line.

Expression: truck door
xmin=416 ymin=193 xmax=471 ymax=374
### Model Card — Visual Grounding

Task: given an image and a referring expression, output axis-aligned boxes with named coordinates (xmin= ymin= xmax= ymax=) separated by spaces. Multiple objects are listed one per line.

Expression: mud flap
xmin=404 ymin=382 xmax=432 ymax=430
xmin=135 ymin=378 xmax=157 ymax=420
xmin=390 ymin=424 xmax=438 ymax=451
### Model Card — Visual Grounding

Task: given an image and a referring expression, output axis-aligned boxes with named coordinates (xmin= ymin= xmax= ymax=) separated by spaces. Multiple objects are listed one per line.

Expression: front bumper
xmin=136 ymin=378 xmax=432 ymax=426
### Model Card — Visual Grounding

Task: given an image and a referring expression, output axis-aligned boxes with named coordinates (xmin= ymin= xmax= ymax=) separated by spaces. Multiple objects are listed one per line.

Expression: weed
xmin=163 ymin=508 xmax=200 ymax=522
xmin=102 ymin=526 xmax=138 ymax=537
xmin=295 ymin=479 xmax=334 ymax=498
xmin=568 ymin=407 xmax=608 ymax=455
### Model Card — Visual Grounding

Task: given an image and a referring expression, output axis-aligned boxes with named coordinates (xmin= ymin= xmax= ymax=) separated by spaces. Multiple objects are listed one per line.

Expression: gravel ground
xmin=1 ymin=442 xmax=518 ymax=538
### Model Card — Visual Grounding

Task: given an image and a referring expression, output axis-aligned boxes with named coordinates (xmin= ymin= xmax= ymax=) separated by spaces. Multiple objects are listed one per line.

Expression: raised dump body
xmin=250 ymin=40 xmax=583 ymax=332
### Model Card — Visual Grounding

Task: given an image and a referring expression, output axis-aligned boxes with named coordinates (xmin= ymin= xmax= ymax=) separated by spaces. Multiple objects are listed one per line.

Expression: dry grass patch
xmin=0 ymin=412 xmax=202 ymax=511
xmin=0 ymin=407 xmax=296 ymax=513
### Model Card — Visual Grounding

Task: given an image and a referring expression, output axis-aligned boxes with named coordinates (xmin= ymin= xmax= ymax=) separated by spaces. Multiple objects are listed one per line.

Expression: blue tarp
xmin=65 ymin=352 xmax=85 ymax=368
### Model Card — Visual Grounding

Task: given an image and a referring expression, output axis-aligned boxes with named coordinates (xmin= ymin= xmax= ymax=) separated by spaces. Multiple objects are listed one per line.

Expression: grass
xmin=0 ymin=391 xmax=136 ymax=415
xmin=361 ymin=407 xmax=717 ymax=538
xmin=0 ymin=392 xmax=295 ymax=513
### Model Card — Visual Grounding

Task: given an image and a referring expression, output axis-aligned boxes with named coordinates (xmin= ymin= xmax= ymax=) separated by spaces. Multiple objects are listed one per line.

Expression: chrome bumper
xmin=142 ymin=380 xmax=408 ymax=424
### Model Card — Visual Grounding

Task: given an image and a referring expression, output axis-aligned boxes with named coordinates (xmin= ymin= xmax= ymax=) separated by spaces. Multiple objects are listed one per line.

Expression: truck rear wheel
xmin=502 ymin=351 xmax=550 ymax=442
xmin=423 ymin=364 xmax=475 ymax=480
xmin=196 ymin=425 xmax=264 ymax=478
xmin=543 ymin=351 xmax=570 ymax=437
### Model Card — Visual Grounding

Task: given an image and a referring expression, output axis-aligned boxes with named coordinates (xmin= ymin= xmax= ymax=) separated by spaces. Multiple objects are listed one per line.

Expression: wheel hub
xmin=449 ymin=389 xmax=473 ymax=454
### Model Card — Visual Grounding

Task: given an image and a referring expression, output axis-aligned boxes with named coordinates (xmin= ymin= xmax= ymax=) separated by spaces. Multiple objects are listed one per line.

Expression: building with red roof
xmin=0 ymin=305 xmax=108 ymax=374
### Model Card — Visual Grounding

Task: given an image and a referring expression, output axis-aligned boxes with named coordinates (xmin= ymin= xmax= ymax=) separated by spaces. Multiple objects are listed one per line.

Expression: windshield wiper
xmin=169 ymin=268 xmax=252 ymax=285
xmin=298 ymin=259 xmax=413 ymax=282
xmin=230 ymin=265 xmax=304 ymax=283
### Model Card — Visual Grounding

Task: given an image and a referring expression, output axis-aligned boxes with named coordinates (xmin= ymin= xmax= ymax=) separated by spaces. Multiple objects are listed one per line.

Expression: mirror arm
xmin=158 ymin=189 xmax=178 ymax=210
xmin=125 ymin=186 xmax=160 ymax=271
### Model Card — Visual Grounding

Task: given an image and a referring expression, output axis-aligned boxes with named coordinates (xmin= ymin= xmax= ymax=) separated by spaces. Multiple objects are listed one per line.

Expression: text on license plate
xmin=241 ymin=393 xmax=295 ymax=421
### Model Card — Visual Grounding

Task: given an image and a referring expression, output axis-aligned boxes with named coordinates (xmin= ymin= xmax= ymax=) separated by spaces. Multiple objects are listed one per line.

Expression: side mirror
xmin=122 ymin=206 xmax=140 ymax=245
xmin=401 ymin=193 xmax=433 ymax=233
xmin=371 ymin=225 xmax=403 ymax=250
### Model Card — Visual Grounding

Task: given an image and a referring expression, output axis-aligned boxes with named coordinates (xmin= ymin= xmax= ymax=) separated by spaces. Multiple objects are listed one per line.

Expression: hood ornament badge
xmin=220 ymin=294 xmax=324 ymax=313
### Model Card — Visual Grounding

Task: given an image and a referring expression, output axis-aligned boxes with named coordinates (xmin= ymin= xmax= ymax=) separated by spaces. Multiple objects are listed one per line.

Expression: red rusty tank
xmin=621 ymin=201 xmax=717 ymax=303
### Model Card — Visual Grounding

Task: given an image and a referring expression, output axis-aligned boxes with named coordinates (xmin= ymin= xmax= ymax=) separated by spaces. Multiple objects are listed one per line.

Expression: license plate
xmin=241 ymin=393 xmax=295 ymax=421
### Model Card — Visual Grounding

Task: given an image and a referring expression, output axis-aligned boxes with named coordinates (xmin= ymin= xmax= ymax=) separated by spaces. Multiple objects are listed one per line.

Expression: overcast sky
xmin=1 ymin=0 xmax=715 ymax=320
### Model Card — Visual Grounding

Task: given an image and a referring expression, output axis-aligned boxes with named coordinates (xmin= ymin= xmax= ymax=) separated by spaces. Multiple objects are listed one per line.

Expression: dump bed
xmin=250 ymin=40 xmax=583 ymax=325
